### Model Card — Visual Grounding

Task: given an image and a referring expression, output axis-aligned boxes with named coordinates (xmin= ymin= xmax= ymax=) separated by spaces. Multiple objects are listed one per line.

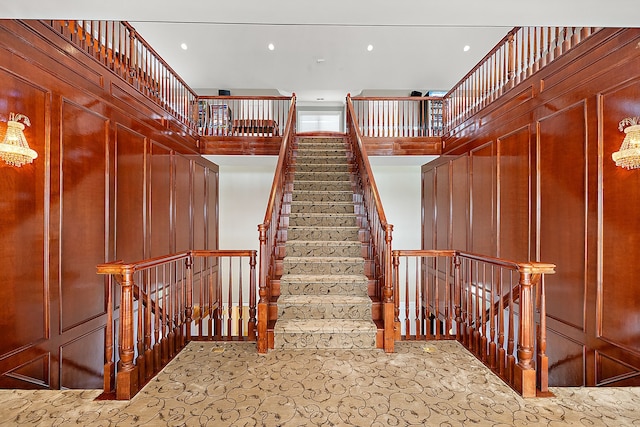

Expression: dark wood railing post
xmin=185 ymin=254 xmax=193 ymax=343
xmin=536 ymin=273 xmax=549 ymax=393
xmin=392 ymin=250 xmax=401 ymax=341
xmin=104 ymin=275 xmax=115 ymax=394
xmin=257 ymin=223 xmax=269 ymax=353
xmin=383 ymin=224 xmax=394 ymax=353
xmin=117 ymin=267 xmax=138 ymax=400
xmin=453 ymin=253 xmax=462 ymax=342
xmin=249 ymin=250 xmax=257 ymax=340
xmin=515 ymin=266 xmax=536 ymax=397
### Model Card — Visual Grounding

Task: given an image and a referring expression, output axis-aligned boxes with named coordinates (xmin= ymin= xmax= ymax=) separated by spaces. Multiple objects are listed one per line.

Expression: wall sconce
xmin=612 ymin=117 xmax=640 ymax=170
xmin=0 ymin=112 xmax=38 ymax=167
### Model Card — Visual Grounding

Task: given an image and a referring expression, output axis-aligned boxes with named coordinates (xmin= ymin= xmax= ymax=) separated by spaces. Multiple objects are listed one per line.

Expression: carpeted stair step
xmin=294 ymin=163 xmax=351 ymax=173
xmin=279 ymin=274 xmax=369 ymax=296
xmin=289 ymin=212 xmax=357 ymax=227
xmin=294 ymin=180 xmax=352 ymax=191
xmin=292 ymin=190 xmax=354 ymax=202
xmin=277 ymin=295 xmax=372 ymax=320
xmin=287 ymin=225 xmax=359 ymax=241
xmin=273 ymin=319 xmax=377 ymax=349
xmin=290 ymin=200 xmax=355 ymax=214
xmin=294 ymin=171 xmax=351 ymax=181
xmin=286 ymin=240 xmax=362 ymax=257
xmin=283 ymin=256 xmax=365 ymax=275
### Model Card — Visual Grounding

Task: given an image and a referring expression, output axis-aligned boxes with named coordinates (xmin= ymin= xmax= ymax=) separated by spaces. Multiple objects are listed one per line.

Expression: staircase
xmin=273 ymin=137 xmax=378 ymax=349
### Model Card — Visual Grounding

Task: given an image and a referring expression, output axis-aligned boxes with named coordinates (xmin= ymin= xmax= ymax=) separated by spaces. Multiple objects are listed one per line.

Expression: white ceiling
xmin=4 ymin=0 xmax=639 ymax=102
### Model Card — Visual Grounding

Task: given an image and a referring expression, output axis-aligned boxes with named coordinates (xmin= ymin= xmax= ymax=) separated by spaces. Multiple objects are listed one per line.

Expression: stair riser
xmin=273 ymin=332 xmax=376 ymax=349
xmin=297 ymin=144 xmax=345 ymax=151
xmin=294 ymin=172 xmax=351 ymax=182
xmin=280 ymin=282 xmax=369 ymax=296
xmin=287 ymin=227 xmax=359 ymax=241
xmin=283 ymin=260 xmax=365 ymax=275
xmin=290 ymin=202 xmax=354 ymax=214
xmin=292 ymin=191 xmax=353 ymax=202
xmin=294 ymin=164 xmax=350 ymax=173
xmin=297 ymin=149 xmax=347 ymax=156
xmin=277 ymin=303 xmax=371 ymax=320
xmin=286 ymin=243 xmax=361 ymax=258
xmin=294 ymin=181 xmax=352 ymax=191
xmin=289 ymin=215 xmax=357 ymax=227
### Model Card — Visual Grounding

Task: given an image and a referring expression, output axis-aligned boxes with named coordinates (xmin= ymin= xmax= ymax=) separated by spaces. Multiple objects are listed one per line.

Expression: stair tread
xmin=278 ymin=295 xmax=371 ymax=304
xmin=286 ymin=240 xmax=361 ymax=246
xmin=280 ymin=274 xmax=368 ymax=282
xmin=274 ymin=318 xmax=377 ymax=333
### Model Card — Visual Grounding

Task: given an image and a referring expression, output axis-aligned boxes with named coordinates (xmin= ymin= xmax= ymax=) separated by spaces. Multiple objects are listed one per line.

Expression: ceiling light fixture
xmin=268 ymin=43 xmax=275 ymax=51
xmin=463 ymin=45 xmax=471 ymax=52
xmin=0 ymin=112 xmax=37 ymax=167
xmin=612 ymin=117 xmax=640 ymax=170
xmin=180 ymin=43 xmax=188 ymax=50
xmin=367 ymin=44 xmax=374 ymax=52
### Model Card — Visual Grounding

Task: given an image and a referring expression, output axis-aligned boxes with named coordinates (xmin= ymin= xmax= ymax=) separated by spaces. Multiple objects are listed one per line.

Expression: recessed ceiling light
xmin=463 ymin=45 xmax=471 ymax=52
xmin=367 ymin=44 xmax=374 ymax=52
xmin=180 ymin=43 xmax=188 ymax=50
xmin=268 ymin=43 xmax=275 ymax=51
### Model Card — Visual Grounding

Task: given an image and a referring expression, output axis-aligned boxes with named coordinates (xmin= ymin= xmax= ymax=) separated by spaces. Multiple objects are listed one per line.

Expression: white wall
xmin=205 ymin=156 xmax=278 ymax=251
xmin=206 ymin=155 xmax=435 ymax=252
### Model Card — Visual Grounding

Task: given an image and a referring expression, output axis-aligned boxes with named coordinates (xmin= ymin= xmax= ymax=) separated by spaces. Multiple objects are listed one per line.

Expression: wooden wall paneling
xmin=115 ymin=125 xmax=146 ymax=262
xmin=193 ymin=163 xmax=206 ymax=250
xmin=435 ymin=162 xmax=450 ymax=250
xmin=421 ymin=166 xmax=435 ymax=250
xmin=537 ymin=102 xmax=587 ymax=333
xmin=60 ymin=327 xmax=105 ymax=389
xmin=149 ymin=142 xmax=172 ymax=258
xmin=0 ymin=71 xmax=49 ymax=387
xmin=470 ymin=143 xmax=496 ymax=256
xmin=546 ymin=329 xmax=586 ymax=386
xmin=451 ymin=156 xmax=469 ymax=251
xmin=497 ymin=126 xmax=531 ymax=261
xmin=598 ymin=79 xmax=640 ymax=384
xmin=60 ymin=100 xmax=108 ymax=332
xmin=174 ymin=154 xmax=192 ymax=253
xmin=206 ymin=166 xmax=219 ymax=250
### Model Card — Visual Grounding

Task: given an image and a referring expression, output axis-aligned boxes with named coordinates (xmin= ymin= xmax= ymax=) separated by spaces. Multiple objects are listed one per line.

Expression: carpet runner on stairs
xmin=273 ymin=137 xmax=377 ymax=349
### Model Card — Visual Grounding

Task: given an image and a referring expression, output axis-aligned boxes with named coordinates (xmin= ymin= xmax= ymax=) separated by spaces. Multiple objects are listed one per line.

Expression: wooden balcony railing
xmin=257 ymin=95 xmax=297 ymax=353
xmin=97 ymin=249 xmax=257 ymax=400
xmin=44 ymin=20 xmax=198 ymax=131
xmin=392 ymin=249 xmax=555 ymax=397
xmin=350 ymin=96 xmax=444 ymax=138
xmin=197 ymin=96 xmax=291 ymax=137
xmin=444 ymin=27 xmax=600 ymax=133
xmin=346 ymin=96 xmax=395 ymax=352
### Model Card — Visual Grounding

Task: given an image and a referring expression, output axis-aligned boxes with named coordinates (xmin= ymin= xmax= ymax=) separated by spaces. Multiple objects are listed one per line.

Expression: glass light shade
xmin=0 ymin=113 xmax=37 ymax=167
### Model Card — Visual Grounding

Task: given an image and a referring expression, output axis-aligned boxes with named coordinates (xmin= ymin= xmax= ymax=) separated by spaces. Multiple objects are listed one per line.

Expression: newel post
xmin=257 ymin=224 xmax=269 ymax=353
xmin=185 ymin=254 xmax=193 ymax=343
xmin=453 ymin=254 xmax=462 ymax=342
xmin=383 ymin=224 xmax=394 ymax=353
xmin=515 ymin=266 xmax=536 ymax=398
xmin=117 ymin=268 xmax=139 ymax=400
xmin=392 ymin=250 xmax=401 ymax=341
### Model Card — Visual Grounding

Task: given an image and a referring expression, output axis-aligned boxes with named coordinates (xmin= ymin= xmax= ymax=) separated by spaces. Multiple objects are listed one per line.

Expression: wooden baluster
xmin=257 ymin=224 xmax=268 ymax=353
xmin=153 ymin=266 xmax=161 ymax=373
xmin=515 ymin=268 xmax=536 ymax=397
xmin=383 ymin=224 xmax=394 ymax=353
xmin=537 ymin=274 xmax=549 ymax=393
xmin=196 ymin=257 xmax=203 ymax=338
xmin=249 ymin=251 xmax=257 ymax=340
xmin=238 ymin=256 xmax=245 ymax=337
xmin=507 ymin=271 xmax=516 ymax=385
xmin=489 ymin=265 xmax=496 ymax=369
xmin=453 ymin=254 xmax=462 ymax=341
xmin=117 ymin=268 xmax=138 ymax=400
xmin=144 ymin=269 xmax=153 ymax=380
xmin=480 ymin=264 xmax=487 ymax=361
xmin=226 ymin=256 xmax=232 ymax=337
xmin=161 ymin=264 xmax=169 ymax=365
xmin=215 ymin=258 xmax=223 ymax=338
xmin=434 ymin=256 xmax=441 ymax=340
xmin=404 ymin=256 xmax=410 ymax=339
xmin=392 ymin=252 xmax=401 ymax=339
xmin=465 ymin=259 xmax=472 ymax=348
xmin=104 ymin=275 xmax=115 ymax=393
xmin=444 ymin=256 xmax=451 ymax=338
xmin=415 ymin=256 xmax=421 ymax=340
xmin=136 ymin=271 xmax=145 ymax=387
xmin=497 ymin=268 xmax=505 ymax=377
xmin=508 ymin=33 xmax=516 ymax=89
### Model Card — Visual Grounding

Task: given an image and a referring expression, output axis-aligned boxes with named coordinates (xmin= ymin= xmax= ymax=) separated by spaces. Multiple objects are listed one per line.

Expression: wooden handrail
xmin=391 ymin=249 xmax=555 ymax=397
xmin=346 ymin=94 xmax=395 ymax=352
xmin=97 ymin=249 xmax=258 ymax=399
xmin=257 ymin=94 xmax=297 ymax=353
xmin=443 ymin=26 xmax=600 ymax=134
xmin=44 ymin=20 xmax=199 ymax=131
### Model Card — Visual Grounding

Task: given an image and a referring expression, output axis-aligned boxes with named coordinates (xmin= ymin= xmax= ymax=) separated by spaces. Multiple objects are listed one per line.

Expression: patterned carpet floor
xmin=1 ymin=341 xmax=639 ymax=426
